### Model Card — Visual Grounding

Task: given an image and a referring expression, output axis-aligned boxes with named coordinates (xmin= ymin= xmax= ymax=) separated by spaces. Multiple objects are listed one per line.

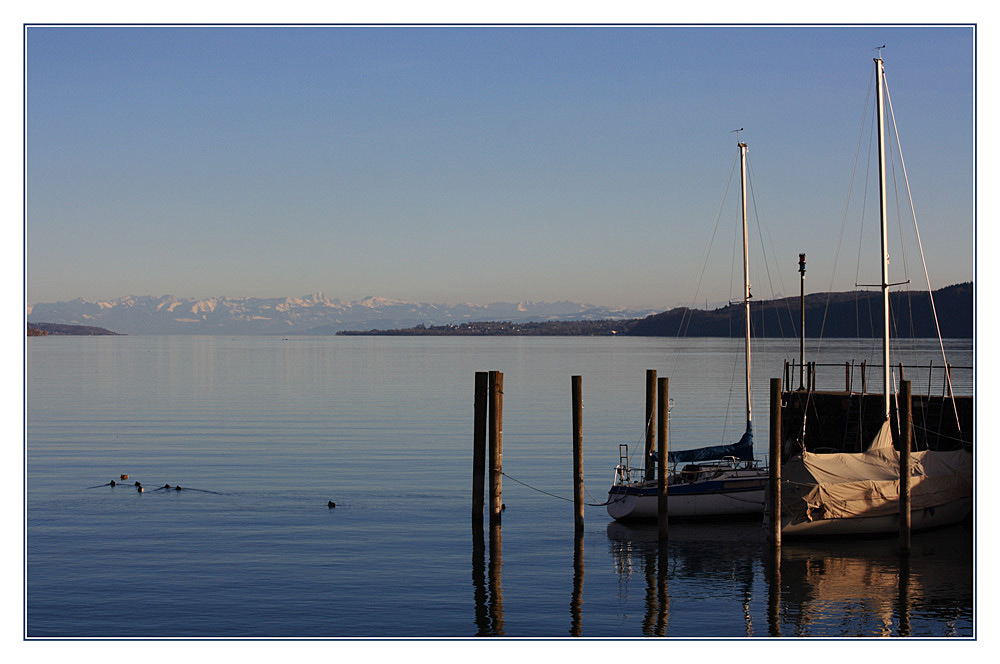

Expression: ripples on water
xmin=25 ymin=336 xmax=973 ymax=637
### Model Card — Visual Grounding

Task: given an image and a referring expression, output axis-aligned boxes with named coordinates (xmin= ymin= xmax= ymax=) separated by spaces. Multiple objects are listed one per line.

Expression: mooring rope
xmin=499 ymin=471 xmax=612 ymax=507
xmin=499 ymin=471 xmax=767 ymax=508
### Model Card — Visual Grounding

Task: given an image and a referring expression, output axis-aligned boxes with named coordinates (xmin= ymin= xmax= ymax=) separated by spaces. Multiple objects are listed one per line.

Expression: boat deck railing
xmin=612 ymin=445 xmax=763 ymax=488
xmin=612 ymin=463 xmax=648 ymax=487
xmin=783 ymin=359 xmax=972 ymax=397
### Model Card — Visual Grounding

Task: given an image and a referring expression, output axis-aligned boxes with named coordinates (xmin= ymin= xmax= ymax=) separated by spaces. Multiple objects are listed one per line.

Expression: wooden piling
xmin=473 ymin=371 xmax=488 ymax=524
xmin=900 ymin=379 xmax=912 ymax=556
xmin=489 ymin=370 xmax=504 ymax=525
xmin=572 ymin=375 xmax=584 ymax=533
xmin=657 ymin=376 xmax=669 ymax=543
xmin=769 ymin=377 xmax=782 ymax=548
xmin=645 ymin=369 xmax=657 ymax=482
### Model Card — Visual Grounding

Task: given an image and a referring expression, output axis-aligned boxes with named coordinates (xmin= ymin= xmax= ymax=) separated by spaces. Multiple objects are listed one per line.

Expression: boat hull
xmin=607 ymin=476 xmax=766 ymax=521
xmin=779 ymin=496 xmax=971 ymax=537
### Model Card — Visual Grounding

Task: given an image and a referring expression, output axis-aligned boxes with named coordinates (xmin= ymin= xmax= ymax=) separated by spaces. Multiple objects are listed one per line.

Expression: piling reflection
xmin=898 ymin=555 xmax=911 ymax=638
xmin=767 ymin=542 xmax=781 ymax=637
xmin=570 ymin=531 xmax=584 ymax=636
xmin=488 ymin=524 xmax=505 ymax=635
xmin=606 ymin=519 xmax=972 ymax=637
xmin=609 ymin=520 xmax=760 ymax=636
xmin=471 ymin=522 xmax=489 ymax=635
xmin=472 ymin=522 xmax=505 ymax=636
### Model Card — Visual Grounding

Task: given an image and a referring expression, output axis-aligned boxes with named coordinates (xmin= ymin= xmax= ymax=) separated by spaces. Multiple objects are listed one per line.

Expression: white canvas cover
xmin=782 ymin=421 xmax=973 ymax=524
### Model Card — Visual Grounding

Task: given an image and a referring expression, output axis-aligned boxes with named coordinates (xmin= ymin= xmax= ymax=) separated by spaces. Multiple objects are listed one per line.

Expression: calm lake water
xmin=25 ymin=335 xmax=974 ymax=638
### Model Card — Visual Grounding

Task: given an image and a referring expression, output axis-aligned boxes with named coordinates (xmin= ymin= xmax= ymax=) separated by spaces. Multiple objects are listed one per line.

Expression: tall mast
xmin=799 ymin=252 xmax=806 ymax=390
xmin=739 ymin=141 xmax=752 ymax=431
xmin=875 ymin=57 xmax=891 ymax=421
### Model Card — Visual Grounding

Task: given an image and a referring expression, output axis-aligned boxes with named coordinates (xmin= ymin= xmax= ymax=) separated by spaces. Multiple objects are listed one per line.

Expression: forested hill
xmin=27 ymin=322 xmax=122 ymax=336
xmin=627 ymin=282 xmax=972 ymax=338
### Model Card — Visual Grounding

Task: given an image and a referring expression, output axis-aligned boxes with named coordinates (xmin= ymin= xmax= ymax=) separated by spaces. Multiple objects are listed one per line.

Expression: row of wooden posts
xmin=473 ymin=370 xmax=916 ymax=556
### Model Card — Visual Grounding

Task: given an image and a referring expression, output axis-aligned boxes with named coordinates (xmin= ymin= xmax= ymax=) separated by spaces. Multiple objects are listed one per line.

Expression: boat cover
xmin=667 ymin=428 xmax=755 ymax=463
xmin=781 ymin=420 xmax=973 ymax=524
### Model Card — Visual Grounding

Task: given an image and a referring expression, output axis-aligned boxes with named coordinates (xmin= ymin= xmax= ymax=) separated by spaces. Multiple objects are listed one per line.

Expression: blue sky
xmin=24 ymin=23 xmax=975 ymax=309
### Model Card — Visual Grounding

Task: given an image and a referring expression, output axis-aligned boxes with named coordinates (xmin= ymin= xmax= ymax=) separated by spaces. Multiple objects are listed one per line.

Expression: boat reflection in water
xmin=606 ymin=520 xmax=972 ymax=637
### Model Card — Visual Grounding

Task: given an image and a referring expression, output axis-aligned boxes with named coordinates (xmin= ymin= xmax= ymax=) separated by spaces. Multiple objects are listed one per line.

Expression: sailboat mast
xmin=739 ymin=141 xmax=752 ymax=430
xmin=875 ymin=57 xmax=891 ymax=421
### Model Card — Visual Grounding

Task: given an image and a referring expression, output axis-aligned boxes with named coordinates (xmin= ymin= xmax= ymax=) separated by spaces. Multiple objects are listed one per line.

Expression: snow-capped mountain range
xmin=26 ymin=294 xmax=657 ymax=335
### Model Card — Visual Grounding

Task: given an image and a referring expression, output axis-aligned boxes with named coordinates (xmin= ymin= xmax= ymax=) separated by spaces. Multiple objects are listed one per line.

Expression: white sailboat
xmin=778 ymin=56 xmax=973 ymax=537
xmin=607 ymin=141 xmax=768 ymax=521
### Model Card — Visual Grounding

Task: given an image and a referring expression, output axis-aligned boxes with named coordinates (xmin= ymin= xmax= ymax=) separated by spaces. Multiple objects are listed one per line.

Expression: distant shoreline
xmin=338 ymin=283 xmax=972 ymax=338
xmin=28 ymin=283 xmax=971 ymax=338
xmin=27 ymin=322 xmax=122 ymax=336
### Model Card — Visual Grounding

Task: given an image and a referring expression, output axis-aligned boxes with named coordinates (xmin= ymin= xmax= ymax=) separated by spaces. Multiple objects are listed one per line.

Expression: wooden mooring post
xmin=489 ymin=370 xmax=504 ymax=525
xmin=769 ymin=377 xmax=782 ymax=548
xmin=657 ymin=376 xmax=669 ymax=543
xmin=473 ymin=371 xmax=488 ymax=524
xmin=645 ymin=369 xmax=657 ymax=482
xmin=900 ymin=379 xmax=912 ymax=556
xmin=572 ymin=375 xmax=584 ymax=533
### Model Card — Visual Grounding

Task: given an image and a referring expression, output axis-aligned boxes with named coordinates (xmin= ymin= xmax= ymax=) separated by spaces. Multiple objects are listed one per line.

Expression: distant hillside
xmin=27 ymin=322 xmax=122 ymax=336
xmin=343 ymin=283 xmax=972 ymax=338
xmin=627 ymin=283 xmax=972 ymax=338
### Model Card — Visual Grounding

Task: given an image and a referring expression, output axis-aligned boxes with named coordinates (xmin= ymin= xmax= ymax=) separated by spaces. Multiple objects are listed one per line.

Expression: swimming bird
xmin=328 ymin=501 xmax=336 ymax=508
xmin=137 ymin=485 xmax=144 ymax=493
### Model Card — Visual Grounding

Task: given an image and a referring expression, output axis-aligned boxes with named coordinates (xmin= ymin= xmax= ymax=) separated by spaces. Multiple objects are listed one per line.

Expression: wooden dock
xmin=779 ymin=361 xmax=972 ymax=456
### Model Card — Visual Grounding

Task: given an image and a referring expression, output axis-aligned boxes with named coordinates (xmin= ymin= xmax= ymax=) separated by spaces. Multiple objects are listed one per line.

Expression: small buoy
xmin=120 ymin=474 xmax=128 ymax=480
xmin=328 ymin=501 xmax=336 ymax=508
xmin=501 ymin=504 xmax=507 ymax=511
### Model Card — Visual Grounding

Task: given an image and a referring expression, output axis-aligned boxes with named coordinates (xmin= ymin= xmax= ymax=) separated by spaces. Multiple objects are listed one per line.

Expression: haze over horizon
xmin=25 ymin=24 xmax=975 ymax=311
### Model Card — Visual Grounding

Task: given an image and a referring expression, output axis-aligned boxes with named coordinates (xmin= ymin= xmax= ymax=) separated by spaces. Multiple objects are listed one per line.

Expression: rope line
xmin=499 ymin=472 xmax=774 ymax=508
xmin=499 ymin=471 xmax=612 ymax=507
xmin=882 ymin=76 xmax=962 ymax=433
